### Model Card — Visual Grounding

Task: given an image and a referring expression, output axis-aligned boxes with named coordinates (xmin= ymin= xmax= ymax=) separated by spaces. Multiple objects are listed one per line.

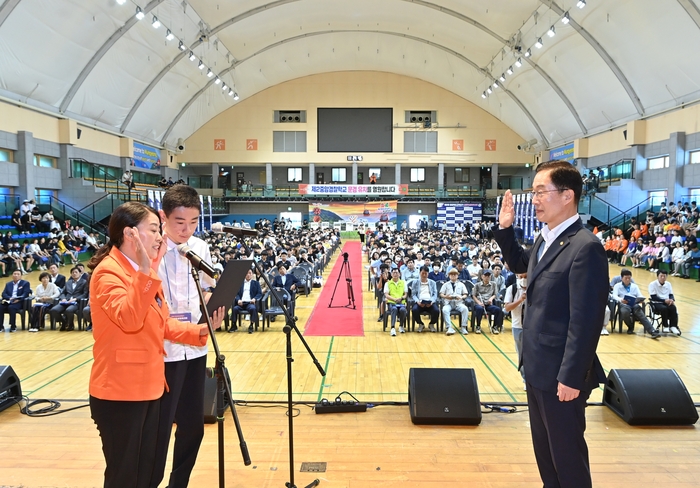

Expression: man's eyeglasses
xmin=528 ymin=188 xmax=570 ymax=200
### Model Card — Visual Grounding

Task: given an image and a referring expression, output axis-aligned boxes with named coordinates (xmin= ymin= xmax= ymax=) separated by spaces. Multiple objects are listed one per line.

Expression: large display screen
xmin=317 ymin=108 xmax=393 ymax=152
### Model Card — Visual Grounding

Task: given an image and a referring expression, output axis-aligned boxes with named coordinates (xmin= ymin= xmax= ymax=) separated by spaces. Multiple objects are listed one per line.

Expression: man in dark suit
xmin=0 ymin=270 xmax=31 ymax=332
xmin=493 ymin=161 xmax=608 ymax=488
xmin=48 ymin=263 xmax=66 ymax=291
xmin=271 ymin=264 xmax=299 ymax=315
xmin=230 ymin=268 xmax=262 ymax=333
xmin=50 ymin=266 xmax=88 ymax=331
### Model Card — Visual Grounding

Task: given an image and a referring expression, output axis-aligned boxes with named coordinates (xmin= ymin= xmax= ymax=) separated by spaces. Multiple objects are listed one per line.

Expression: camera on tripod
xmin=342 ymin=252 xmax=349 ymax=261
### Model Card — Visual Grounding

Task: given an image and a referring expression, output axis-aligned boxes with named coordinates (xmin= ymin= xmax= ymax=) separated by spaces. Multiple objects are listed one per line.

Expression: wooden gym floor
xmin=0 ymin=249 xmax=699 ymax=487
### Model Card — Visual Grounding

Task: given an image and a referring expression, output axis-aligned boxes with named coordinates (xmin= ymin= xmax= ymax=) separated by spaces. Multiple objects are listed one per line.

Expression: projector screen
xmin=317 ymin=108 xmax=393 ymax=152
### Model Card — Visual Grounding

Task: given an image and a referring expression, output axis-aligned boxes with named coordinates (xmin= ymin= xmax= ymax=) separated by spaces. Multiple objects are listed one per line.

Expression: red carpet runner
xmin=304 ymin=241 xmax=364 ymax=336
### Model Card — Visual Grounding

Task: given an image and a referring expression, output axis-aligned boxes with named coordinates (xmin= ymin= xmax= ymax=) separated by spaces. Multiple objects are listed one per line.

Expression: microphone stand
xmin=190 ymin=267 xmax=251 ymax=488
xmin=237 ymin=236 xmax=325 ymax=488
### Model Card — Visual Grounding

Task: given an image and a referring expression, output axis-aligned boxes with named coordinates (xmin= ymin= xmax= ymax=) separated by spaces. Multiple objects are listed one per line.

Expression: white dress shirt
xmin=158 ymin=235 xmax=216 ymax=362
xmin=539 ymin=213 xmax=580 ymax=258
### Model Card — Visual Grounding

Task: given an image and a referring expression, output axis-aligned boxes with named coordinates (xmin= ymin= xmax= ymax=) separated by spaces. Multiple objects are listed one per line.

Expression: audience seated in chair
xmin=50 ymin=267 xmax=88 ymax=331
xmin=384 ymin=268 xmax=408 ymax=336
xmin=0 ymin=270 xmax=31 ymax=332
xmin=29 ymin=271 xmax=60 ymax=332
xmin=230 ymin=268 xmax=262 ymax=334
xmin=409 ymin=266 xmax=439 ymax=333
xmin=440 ymin=268 xmax=470 ymax=336
xmin=472 ymin=269 xmax=503 ymax=334
xmin=611 ymin=268 xmax=659 ymax=338
xmin=648 ymin=269 xmax=680 ymax=336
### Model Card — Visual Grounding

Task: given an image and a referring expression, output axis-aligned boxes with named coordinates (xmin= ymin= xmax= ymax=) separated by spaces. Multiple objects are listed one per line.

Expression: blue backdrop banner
xmin=133 ymin=142 xmax=161 ymax=170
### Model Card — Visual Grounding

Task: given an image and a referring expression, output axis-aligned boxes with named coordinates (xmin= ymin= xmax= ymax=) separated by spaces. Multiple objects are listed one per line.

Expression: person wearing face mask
xmin=428 ymin=262 xmax=446 ymax=282
xmin=504 ymin=273 xmax=528 ymax=389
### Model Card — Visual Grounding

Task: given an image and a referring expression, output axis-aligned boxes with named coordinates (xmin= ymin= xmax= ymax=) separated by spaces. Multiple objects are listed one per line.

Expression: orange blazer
xmin=89 ymin=247 xmax=206 ymax=401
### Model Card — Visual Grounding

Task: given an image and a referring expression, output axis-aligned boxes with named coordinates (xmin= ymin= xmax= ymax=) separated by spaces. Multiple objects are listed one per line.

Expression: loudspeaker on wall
xmin=408 ymin=368 xmax=481 ymax=425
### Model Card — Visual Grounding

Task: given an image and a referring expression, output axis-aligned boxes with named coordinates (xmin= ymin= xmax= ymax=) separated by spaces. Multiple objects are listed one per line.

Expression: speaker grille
xmin=409 ymin=368 xmax=481 ymax=425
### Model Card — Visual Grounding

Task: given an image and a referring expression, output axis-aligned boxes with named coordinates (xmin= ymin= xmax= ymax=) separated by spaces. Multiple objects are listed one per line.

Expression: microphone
xmin=211 ymin=222 xmax=258 ymax=237
xmin=177 ymin=244 xmax=220 ymax=279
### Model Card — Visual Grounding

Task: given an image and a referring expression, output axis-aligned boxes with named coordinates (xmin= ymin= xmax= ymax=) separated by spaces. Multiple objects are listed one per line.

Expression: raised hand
xmin=499 ymin=190 xmax=515 ymax=228
xmin=130 ymin=228 xmax=152 ymax=273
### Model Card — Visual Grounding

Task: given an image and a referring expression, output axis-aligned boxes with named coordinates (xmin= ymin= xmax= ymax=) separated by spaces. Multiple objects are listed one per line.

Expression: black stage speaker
xmin=603 ymin=369 xmax=698 ymax=426
xmin=408 ymin=368 xmax=481 ymax=425
xmin=203 ymin=366 xmax=231 ymax=424
xmin=0 ymin=365 xmax=22 ymax=413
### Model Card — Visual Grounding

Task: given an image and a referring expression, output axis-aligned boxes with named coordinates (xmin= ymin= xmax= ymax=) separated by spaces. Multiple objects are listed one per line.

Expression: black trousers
xmin=526 ymin=383 xmax=592 ymax=488
xmin=90 ymin=395 xmax=160 ymax=488
xmin=411 ymin=303 xmax=439 ymax=325
xmin=150 ymin=355 xmax=207 ymax=488
xmin=0 ymin=301 xmax=23 ymax=329
xmin=654 ymin=302 xmax=678 ymax=329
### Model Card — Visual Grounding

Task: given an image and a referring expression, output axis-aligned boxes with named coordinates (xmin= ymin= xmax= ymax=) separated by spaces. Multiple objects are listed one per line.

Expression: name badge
xmin=170 ymin=312 xmax=192 ymax=323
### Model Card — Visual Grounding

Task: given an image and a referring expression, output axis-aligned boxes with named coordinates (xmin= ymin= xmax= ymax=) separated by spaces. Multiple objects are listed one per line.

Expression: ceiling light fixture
xmin=535 ymin=38 xmax=543 ymax=49
xmin=515 ymin=58 xmax=522 ymax=68
xmin=206 ymin=69 xmax=214 ymax=78
xmin=166 ymin=29 xmax=174 ymax=41
xmin=116 ymin=0 xmax=126 ymax=4
xmin=562 ymin=12 xmax=571 ymax=24
xmin=198 ymin=60 xmax=205 ymax=70
xmin=524 ymin=48 xmax=531 ymax=57
xmin=214 ymin=77 xmax=221 ymax=85
xmin=228 ymin=89 xmax=234 ymax=96
xmin=481 ymin=92 xmax=487 ymax=99
xmin=506 ymin=66 xmax=513 ymax=75
xmin=499 ymin=73 xmax=506 ymax=82
xmin=152 ymin=16 xmax=160 ymax=29
xmin=188 ymin=51 xmax=196 ymax=61
xmin=577 ymin=0 xmax=586 ymax=9
xmin=487 ymin=87 xmax=492 ymax=94
xmin=222 ymin=83 xmax=227 ymax=91
xmin=233 ymin=92 xmax=239 ymax=100
xmin=547 ymin=25 xmax=555 ymax=37
xmin=135 ymin=6 xmax=145 ymax=20
xmin=178 ymin=41 xmax=186 ymax=51
xmin=492 ymin=81 xmax=499 ymax=89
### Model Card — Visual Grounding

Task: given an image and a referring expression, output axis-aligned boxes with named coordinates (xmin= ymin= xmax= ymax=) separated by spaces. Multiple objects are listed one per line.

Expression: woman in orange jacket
xmin=87 ymin=202 xmax=224 ymax=488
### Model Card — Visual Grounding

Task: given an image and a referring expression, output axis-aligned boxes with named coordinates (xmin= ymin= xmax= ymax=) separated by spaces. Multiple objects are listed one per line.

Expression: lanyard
xmin=163 ymin=246 xmax=191 ymax=311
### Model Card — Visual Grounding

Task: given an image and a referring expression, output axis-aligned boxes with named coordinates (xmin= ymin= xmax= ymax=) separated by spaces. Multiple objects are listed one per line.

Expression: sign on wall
xmin=549 ymin=142 xmax=574 ymax=162
xmin=299 ymin=184 xmax=408 ymax=196
xmin=246 ymin=139 xmax=258 ymax=150
xmin=132 ymin=142 xmax=161 ymax=170
xmin=214 ymin=139 xmax=226 ymax=150
xmin=452 ymin=140 xmax=464 ymax=151
xmin=485 ymin=139 xmax=497 ymax=151
xmin=310 ymin=200 xmax=398 ymax=226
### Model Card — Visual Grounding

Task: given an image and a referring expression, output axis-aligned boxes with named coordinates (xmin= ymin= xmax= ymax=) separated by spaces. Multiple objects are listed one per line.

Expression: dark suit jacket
xmin=234 ymin=279 xmax=263 ymax=303
xmin=60 ymin=278 xmax=89 ymax=301
xmin=272 ymin=273 xmax=299 ymax=293
xmin=493 ymin=219 xmax=608 ymax=393
xmin=51 ymin=273 xmax=66 ymax=291
xmin=2 ymin=279 xmax=31 ymax=302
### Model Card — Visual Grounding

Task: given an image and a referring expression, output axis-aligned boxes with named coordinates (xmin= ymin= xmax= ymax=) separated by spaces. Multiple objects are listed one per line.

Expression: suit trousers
xmin=526 ymin=383 xmax=592 ymax=488
xmin=90 ymin=395 xmax=160 ymax=488
xmin=653 ymin=302 xmax=678 ymax=329
xmin=50 ymin=303 xmax=79 ymax=327
xmin=411 ymin=303 xmax=439 ymax=325
xmin=150 ymin=354 xmax=207 ymax=488
xmin=0 ymin=301 xmax=24 ymax=329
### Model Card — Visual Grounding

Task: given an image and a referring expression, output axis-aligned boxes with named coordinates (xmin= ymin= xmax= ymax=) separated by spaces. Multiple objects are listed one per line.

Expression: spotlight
xmin=562 ymin=12 xmax=571 ymax=24
xmin=481 ymin=92 xmax=487 ymax=99
xmin=535 ymin=38 xmax=543 ymax=49
xmin=116 ymin=0 xmax=126 ymax=4
xmin=524 ymin=48 xmax=531 ymax=57
xmin=214 ymin=77 xmax=221 ymax=85
xmin=198 ymin=60 xmax=205 ymax=70
xmin=152 ymin=16 xmax=161 ymax=29
xmin=221 ymin=83 xmax=227 ymax=91
xmin=135 ymin=6 xmax=145 ymax=20
xmin=228 ymin=89 xmax=234 ymax=96
xmin=206 ymin=69 xmax=214 ymax=78
xmin=507 ymin=66 xmax=513 ymax=75
xmin=178 ymin=41 xmax=186 ymax=51
xmin=547 ymin=25 xmax=555 ymax=37
xmin=487 ymin=87 xmax=492 ymax=94
xmin=166 ymin=29 xmax=174 ymax=41
xmin=233 ymin=92 xmax=239 ymax=100
xmin=515 ymin=58 xmax=522 ymax=68
xmin=576 ymin=0 xmax=586 ymax=8
xmin=188 ymin=51 xmax=196 ymax=61
xmin=492 ymin=81 xmax=498 ymax=89
xmin=499 ymin=73 xmax=506 ymax=82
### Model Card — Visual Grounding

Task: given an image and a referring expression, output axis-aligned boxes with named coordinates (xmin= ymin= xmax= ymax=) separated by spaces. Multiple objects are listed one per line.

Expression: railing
xmin=72 ymin=158 xmax=150 ymax=202
xmin=0 ymin=195 xmax=20 ymax=217
xmin=49 ymin=196 xmax=109 ymax=241
xmin=586 ymin=158 xmax=635 ymax=193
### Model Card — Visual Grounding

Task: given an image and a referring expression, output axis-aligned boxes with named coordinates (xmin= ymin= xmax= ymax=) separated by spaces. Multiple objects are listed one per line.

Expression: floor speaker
xmin=203 ymin=366 xmax=231 ymax=424
xmin=603 ymin=369 xmax=698 ymax=425
xmin=408 ymin=368 xmax=481 ymax=425
xmin=0 ymin=365 xmax=22 ymax=413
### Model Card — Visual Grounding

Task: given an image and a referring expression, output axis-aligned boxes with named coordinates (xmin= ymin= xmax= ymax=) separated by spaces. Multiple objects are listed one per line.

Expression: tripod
xmin=236 ymin=237 xmax=325 ymax=488
xmin=190 ymin=268 xmax=251 ymax=488
xmin=328 ymin=252 xmax=355 ymax=309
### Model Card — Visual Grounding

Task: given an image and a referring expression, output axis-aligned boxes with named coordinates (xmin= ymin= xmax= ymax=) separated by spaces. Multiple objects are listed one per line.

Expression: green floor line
xmin=480 ymin=329 xmax=519 ymax=369
xmin=25 ymin=358 xmax=93 ymax=396
xmin=22 ymin=344 xmax=93 ymax=381
xmin=458 ymin=327 xmax=517 ymax=402
xmin=316 ymin=336 xmax=335 ymax=402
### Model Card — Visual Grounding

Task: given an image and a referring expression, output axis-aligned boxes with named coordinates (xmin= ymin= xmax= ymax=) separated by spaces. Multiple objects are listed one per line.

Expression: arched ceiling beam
xmin=676 ymin=0 xmax=700 ymax=31
xmin=161 ymin=30 xmax=549 ymax=146
xmin=541 ymin=0 xmax=644 ymax=116
xmin=0 ymin=0 xmax=22 ymax=30
xmin=525 ymin=58 xmax=588 ymax=134
xmin=58 ymin=0 xmax=166 ymax=114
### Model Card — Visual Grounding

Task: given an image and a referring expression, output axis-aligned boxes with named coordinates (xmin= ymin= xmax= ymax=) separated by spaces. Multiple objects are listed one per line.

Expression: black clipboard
xmin=199 ymin=259 xmax=253 ymax=323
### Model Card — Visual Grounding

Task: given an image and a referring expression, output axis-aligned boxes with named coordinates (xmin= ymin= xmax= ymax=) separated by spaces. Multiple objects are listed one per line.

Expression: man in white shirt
xmin=648 ymin=270 xmax=680 ymax=335
xmin=401 ymin=258 xmax=420 ymax=283
xmin=504 ymin=273 xmax=527 ymax=388
xmin=611 ymin=269 xmax=659 ymax=338
xmin=439 ymin=269 xmax=469 ymax=335
xmin=151 ymin=185 xmax=217 ymax=488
